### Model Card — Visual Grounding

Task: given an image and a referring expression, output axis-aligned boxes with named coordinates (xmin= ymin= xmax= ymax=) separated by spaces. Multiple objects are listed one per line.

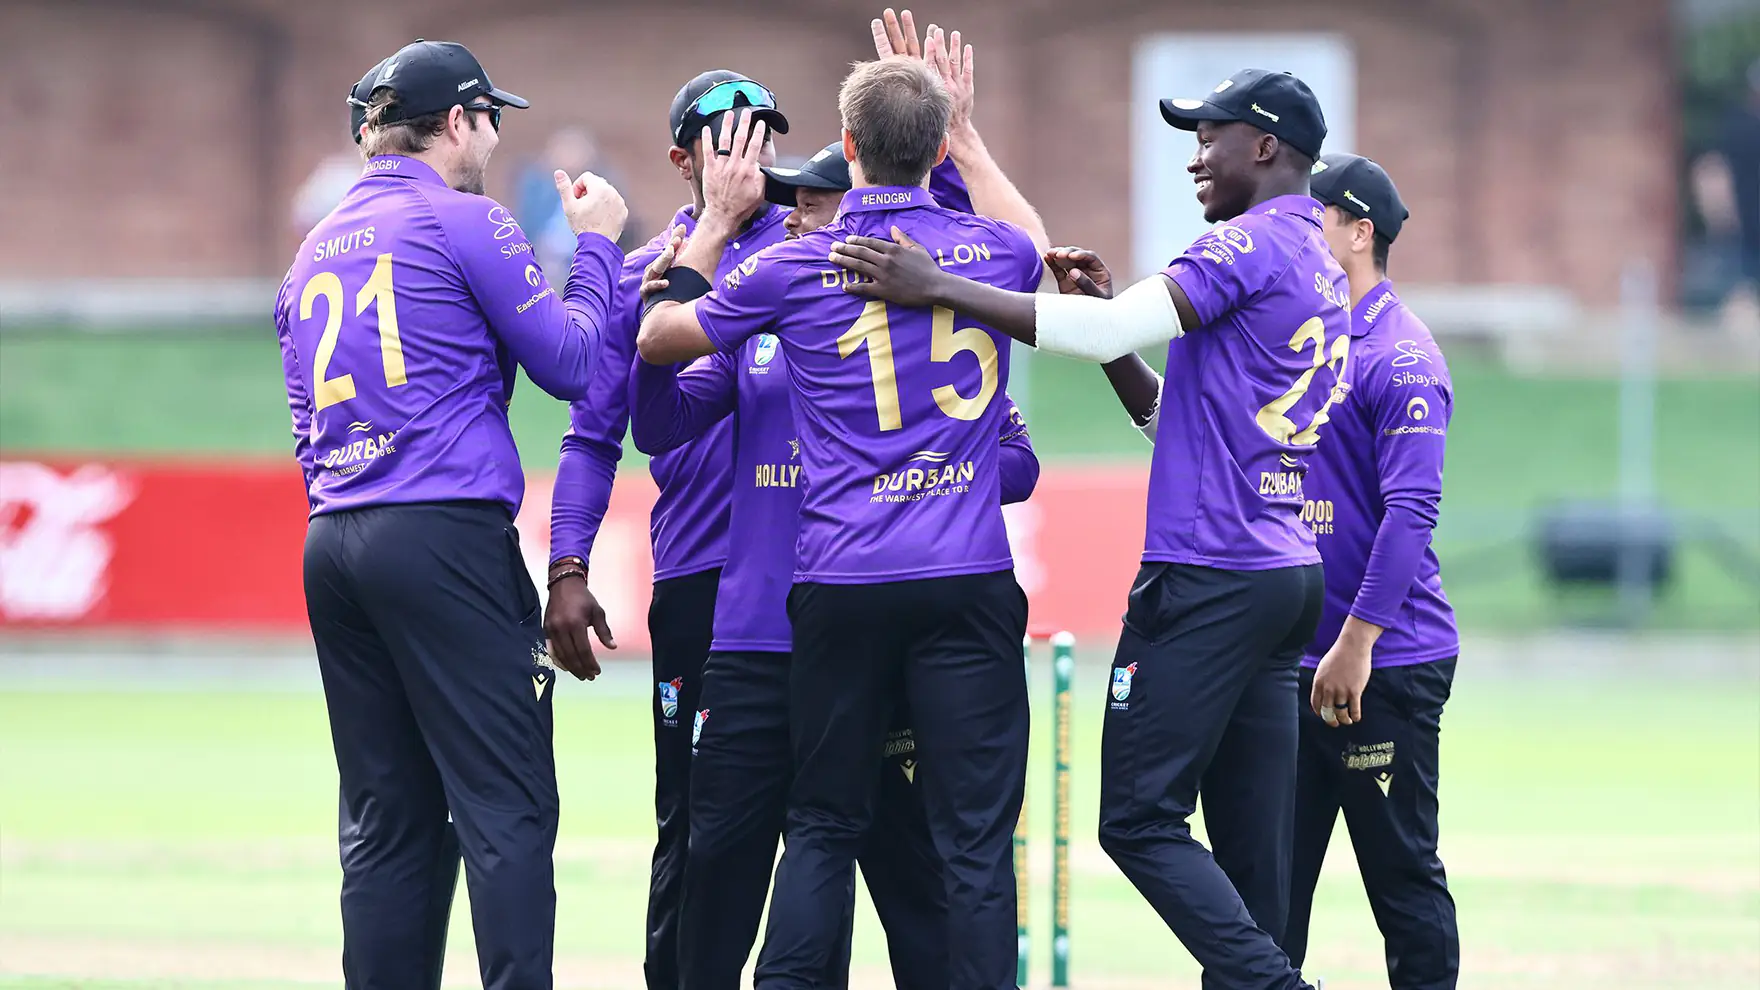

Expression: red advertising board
xmin=0 ymin=459 xmax=1148 ymax=646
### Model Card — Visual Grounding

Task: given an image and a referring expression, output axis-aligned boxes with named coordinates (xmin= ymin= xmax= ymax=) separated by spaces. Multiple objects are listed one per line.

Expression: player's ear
xmin=1259 ymin=132 xmax=1279 ymax=166
xmin=668 ymin=145 xmax=693 ymax=182
xmin=1355 ymin=217 xmax=1376 ymax=256
xmin=932 ymin=136 xmax=948 ymax=168
xmin=842 ymin=129 xmax=857 ymax=163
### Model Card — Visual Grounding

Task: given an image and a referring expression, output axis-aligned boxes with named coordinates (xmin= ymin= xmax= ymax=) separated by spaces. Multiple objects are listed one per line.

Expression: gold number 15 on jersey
xmin=298 ymin=253 xmax=407 ymax=412
xmin=837 ymin=300 xmax=998 ymax=432
xmin=1255 ymin=316 xmax=1349 ymax=445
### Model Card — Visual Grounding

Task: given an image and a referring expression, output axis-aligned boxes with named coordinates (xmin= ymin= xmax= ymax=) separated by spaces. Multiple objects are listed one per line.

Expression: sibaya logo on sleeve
xmin=1390 ymin=339 xmax=1433 ymax=367
xmin=486 ymin=205 xmax=522 ymax=241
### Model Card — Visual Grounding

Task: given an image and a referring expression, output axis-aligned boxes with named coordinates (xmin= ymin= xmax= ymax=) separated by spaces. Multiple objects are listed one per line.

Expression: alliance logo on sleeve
xmin=1109 ymin=662 xmax=1138 ymax=711
xmin=658 ymin=677 xmax=683 ymax=725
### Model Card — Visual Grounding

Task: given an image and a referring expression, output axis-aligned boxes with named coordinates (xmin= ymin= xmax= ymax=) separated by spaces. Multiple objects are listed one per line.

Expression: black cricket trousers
xmin=1287 ymin=658 xmax=1460 ymax=990
xmin=644 ymin=566 xmax=721 ymax=990
xmin=681 ymin=649 xmax=948 ymax=990
xmin=755 ymin=570 xmax=1029 ymax=990
xmin=305 ymin=501 xmax=558 ymax=990
xmin=1097 ymin=561 xmax=1324 ymax=990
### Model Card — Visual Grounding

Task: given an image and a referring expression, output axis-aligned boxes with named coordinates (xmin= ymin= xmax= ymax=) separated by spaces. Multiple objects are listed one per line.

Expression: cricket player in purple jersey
xmin=830 ymin=68 xmax=1349 ymax=990
xmin=277 ymin=39 xmax=627 ymax=990
xmin=632 ymin=112 xmax=1039 ymax=987
xmin=542 ymin=69 xmax=791 ymax=990
xmin=638 ymin=58 xmax=1044 ymax=990
xmin=1282 ymin=154 xmax=1460 ymax=990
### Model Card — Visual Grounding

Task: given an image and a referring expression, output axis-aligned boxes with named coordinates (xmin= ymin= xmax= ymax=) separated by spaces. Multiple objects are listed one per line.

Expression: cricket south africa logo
xmin=1110 ymin=662 xmax=1138 ymax=710
xmin=658 ymin=678 xmax=682 ymax=722
xmin=754 ymin=334 xmax=778 ymax=366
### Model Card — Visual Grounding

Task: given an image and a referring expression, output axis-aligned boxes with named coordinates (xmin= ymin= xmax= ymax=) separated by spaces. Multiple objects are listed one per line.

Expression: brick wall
xmin=0 ymin=0 xmax=1674 ymax=305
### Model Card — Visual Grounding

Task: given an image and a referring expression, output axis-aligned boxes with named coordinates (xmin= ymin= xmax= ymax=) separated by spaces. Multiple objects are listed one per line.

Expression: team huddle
xmin=276 ymin=9 xmax=1459 ymax=990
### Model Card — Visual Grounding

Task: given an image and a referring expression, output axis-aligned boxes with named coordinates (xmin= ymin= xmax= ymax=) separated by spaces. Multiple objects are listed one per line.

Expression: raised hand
xmin=1045 ymin=247 xmax=1115 ymax=298
xmin=924 ymin=25 xmax=974 ymax=130
xmin=697 ymin=109 xmax=768 ymax=228
xmin=554 ymin=169 xmax=628 ymax=240
xmin=828 ymin=226 xmax=947 ymax=308
xmin=871 ymin=7 xmax=923 ymax=60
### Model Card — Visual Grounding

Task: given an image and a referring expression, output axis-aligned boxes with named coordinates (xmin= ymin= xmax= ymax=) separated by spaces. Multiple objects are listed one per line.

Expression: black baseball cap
xmin=347 ymin=57 xmax=390 ymax=144
xmin=760 ymin=142 xmax=850 ymax=205
xmin=669 ymin=70 xmax=790 ymax=149
xmin=370 ymin=40 xmax=528 ymax=125
xmin=1309 ymin=153 xmax=1409 ymax=242
xmin=1159 ymin=68 xmax=1327 ymax=160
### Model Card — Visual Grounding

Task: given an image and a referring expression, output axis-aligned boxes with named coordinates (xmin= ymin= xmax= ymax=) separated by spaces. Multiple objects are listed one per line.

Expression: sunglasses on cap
xmin=674 ymin=80 xmax=779 ymax=145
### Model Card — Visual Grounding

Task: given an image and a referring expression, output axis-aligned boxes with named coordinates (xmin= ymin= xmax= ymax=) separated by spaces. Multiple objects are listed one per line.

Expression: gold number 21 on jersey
xmin=298 ymin=252 xmax=407 ymax=412
xmin=836 ymin=300 xmax=998 ymax=432
xmin=1255 ymin=316 xmax=1350 ymax=445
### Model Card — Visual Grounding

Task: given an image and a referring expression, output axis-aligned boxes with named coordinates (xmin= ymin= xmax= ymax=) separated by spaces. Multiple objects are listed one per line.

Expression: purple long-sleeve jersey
xmin=1302 ymin=281 xmax=1458 ymax=667
xmin=1150 ymin=195 xmax=1352 ymax=569
xmin=629 ymin=336 xmax=1037 ymax=651
xmin=548 ymin=204 xmax=790 ymax=576
xmin=274 ymin=155 xmax=621 ymax=517
xmin=693 ymin=186 xmax=1042 ymax=583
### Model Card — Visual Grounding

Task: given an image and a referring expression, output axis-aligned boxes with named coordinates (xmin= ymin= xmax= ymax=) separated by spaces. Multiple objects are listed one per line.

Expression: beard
xmin=452 ymin=160 xmax=487 ymax=196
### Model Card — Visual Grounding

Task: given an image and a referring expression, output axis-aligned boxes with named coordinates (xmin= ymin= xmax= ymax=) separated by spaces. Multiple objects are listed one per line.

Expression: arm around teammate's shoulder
xmin=828 ymin=231 xmax=1191 ymax=362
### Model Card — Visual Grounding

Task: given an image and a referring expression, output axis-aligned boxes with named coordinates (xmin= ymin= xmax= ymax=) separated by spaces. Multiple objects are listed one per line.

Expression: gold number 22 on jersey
xmin=1255 ymin=317 xmax=1350 ymax=445
xmin=837 ymin=301 xmax=998 ymax=432
xmin=299 ymin=252 xmax=408 ymax=412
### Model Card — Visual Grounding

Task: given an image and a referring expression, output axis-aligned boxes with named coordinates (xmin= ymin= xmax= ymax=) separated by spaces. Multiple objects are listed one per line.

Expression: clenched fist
xmin=554 ymin=169 xmax=628 ymax=240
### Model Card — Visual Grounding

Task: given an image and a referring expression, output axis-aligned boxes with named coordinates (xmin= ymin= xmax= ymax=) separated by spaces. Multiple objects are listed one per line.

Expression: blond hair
xmin=837 ymin=57 xmax=951 ymax=187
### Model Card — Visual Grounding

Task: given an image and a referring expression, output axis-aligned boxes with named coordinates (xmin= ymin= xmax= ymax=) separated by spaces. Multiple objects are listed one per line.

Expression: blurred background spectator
xmin=516 ymin=126 xmax=646 ymax=274
xmin=289 ymin=151 xmax=367 ymax=239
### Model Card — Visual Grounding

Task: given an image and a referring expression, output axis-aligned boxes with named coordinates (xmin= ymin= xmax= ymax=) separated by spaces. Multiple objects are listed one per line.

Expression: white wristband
xmin=1032 ymin=275 xmax=1185 ymax=363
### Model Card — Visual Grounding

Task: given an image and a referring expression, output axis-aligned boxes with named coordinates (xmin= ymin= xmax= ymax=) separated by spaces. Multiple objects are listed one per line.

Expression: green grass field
xmin=2 ymin=659 xmax=1757 ymax=989
xmin=3 ymin=332 xmax=1757 ymax=630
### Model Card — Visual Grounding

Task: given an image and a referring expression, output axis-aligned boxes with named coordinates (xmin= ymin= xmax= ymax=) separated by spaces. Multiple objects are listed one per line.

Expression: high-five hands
xmin=873 ymin=9 xmax=975 ymax=131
